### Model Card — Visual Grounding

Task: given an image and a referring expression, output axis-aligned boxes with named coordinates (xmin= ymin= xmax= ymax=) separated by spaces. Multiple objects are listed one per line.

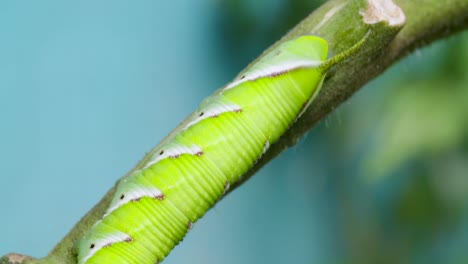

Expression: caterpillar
xmin=76 ymin=34 xmax=367 ymax=264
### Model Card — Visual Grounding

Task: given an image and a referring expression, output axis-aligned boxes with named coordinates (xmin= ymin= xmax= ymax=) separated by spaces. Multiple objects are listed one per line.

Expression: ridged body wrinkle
xmin=77 ymin=35 xmax=331 ymax=264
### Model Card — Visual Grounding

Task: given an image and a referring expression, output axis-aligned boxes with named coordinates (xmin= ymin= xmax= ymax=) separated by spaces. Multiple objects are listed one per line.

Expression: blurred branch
xmin=2 ymin=0 xmax=467 ymax=263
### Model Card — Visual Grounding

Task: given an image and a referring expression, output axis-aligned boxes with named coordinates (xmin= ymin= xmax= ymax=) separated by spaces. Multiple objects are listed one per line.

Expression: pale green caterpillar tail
xmin=319 ymin=31 xmax=370 ymax=73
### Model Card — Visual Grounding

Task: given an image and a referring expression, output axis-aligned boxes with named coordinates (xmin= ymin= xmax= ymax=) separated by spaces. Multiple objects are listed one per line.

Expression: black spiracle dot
xmin=199 ymin=112 xmax=204 ymax=117
xmin=120 ymin=194 xmax=125 ymax=200
xmin=159 ymin=150 xmax=164 ymax=155
xmin=240 ymin=75 xmax=245 ymax=80
xmin=90 ymin=244 xmax=95 ymax=249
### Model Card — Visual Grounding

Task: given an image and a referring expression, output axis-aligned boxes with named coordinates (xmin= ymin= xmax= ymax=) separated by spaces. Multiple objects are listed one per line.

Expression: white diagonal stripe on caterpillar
xmin=184 ymin=100 xmax=242 ymax=130
xmin=80 ymin=231 xmax=132 ymax=264
xmin=105 ymin=184 xmax=164 ymax=216
xmin=223 ymin=59 xmax=322 ymax=90
xmin=143 ymin=143 xmax=203 ymax=170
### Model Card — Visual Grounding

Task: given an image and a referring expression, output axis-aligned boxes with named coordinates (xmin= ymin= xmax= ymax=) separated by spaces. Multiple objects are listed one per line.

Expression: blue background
xmin=1 ymin=1 xmax=468 ymax=263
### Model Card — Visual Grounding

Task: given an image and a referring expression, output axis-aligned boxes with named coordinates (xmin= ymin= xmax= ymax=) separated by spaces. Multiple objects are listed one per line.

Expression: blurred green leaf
xmin=363 ymin=34 xmax=468 ymax=180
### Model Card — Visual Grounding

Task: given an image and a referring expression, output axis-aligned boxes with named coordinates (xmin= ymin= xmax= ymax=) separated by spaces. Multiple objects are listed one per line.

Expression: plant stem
xmin=2 ymin=0 xmax=467 ymax=263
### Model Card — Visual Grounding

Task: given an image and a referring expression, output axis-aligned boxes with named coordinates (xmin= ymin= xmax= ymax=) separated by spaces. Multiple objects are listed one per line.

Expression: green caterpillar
xmin=76 ymin=34 xmax=367 ymax=264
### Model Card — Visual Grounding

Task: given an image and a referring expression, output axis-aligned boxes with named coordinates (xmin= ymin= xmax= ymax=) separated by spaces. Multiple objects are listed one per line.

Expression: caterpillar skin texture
xmin=77 ymin=35 xmax=329 ymax=264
